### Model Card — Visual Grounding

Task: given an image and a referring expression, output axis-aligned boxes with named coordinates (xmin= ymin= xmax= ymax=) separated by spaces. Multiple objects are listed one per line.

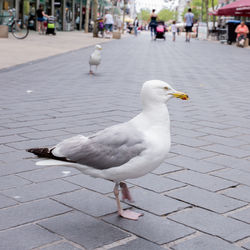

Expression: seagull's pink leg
xmin=113 ymin=183 xmax=143 ymax=221
xmin=120 ymin=182 xmax=133 ymax=202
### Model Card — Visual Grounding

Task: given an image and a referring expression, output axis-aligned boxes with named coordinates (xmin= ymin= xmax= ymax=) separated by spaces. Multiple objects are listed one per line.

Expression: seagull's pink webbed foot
xmin=114 ymin=182 xmax=143 ymax=221
xmin=118 ymin=209 xmax=143 ymax=220
xmin=120 ymin=182 xmax=133 ymax=202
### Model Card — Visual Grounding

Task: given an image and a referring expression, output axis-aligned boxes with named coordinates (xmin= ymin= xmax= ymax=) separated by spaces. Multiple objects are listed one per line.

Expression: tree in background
xmin=158 ymin=8 xmax=177 ymax=22
xmin=182 ymin=0 xmax=218 ymax=22
xmin=93 ymin=0 xmax=99 ymax=37
xmin=138 ymin=9 xmax=150 ymax=22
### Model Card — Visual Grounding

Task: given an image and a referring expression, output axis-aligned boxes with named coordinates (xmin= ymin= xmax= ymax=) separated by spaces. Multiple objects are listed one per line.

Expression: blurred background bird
xmin=89 ymin=44 xmax=102 ymax=74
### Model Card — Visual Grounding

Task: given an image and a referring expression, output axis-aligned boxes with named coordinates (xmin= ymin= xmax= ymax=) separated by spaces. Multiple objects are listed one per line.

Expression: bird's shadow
xmin=85 ymin=72 xmax=103 ymax=77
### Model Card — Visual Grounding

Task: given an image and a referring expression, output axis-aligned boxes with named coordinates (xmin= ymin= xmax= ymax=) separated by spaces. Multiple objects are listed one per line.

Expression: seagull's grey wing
xmin=89 ymin=54 xmax=94 ymax=64
xmin=53 ymin=123 xmax=146 ymax=170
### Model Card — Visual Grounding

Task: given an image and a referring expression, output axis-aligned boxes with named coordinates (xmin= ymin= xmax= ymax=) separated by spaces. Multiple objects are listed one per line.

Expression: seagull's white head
xmin=141 ymin=80 xmax=188 ymax=107
xmin=95 ymin=45 xmax=102 ymax=51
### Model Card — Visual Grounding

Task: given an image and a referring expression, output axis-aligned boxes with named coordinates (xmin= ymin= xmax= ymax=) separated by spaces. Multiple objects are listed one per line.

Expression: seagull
xmin=27 ymin=80 xmax=188 ymax=220
xmin=89 ymin=44 xmax=102 ymax=74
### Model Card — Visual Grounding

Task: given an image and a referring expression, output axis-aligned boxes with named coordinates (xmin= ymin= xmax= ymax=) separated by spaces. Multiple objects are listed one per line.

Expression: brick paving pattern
xmin=0 ymin=33 xmax=250 ymax=249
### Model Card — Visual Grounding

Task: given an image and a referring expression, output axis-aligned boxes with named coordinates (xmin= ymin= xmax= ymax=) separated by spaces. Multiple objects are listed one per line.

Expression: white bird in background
xmin=27 ymin=80 xmax=188 ymax=221
xmin=89 ymin=44 xmax=102 ymax=74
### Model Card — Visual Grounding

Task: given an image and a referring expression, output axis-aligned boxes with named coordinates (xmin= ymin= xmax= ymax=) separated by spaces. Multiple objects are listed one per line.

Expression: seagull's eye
xmin=164 ymin=87 xmax=169 ymax=90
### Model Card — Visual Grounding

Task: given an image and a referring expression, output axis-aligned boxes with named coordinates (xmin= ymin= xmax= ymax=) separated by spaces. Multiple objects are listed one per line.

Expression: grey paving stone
xmin=0 ymin=199 xmax=71 ymax=230
xmin=127 ymin=173 xmax=185 ymax=193
xmin=201 ymin=144 xmax=250 ymax=158
xmin=193 ymin=120 xmax=235 ymax=130
xmin=1 ymin=179 xmax=80 ymax=202
xmin=21 ymin=130 xmax=70 ymax=140
xmin=195 ymin=126 xmax=240 ymax=138
xmin=0 ymin=193 xmax=18 ymax=208
xmin=0 ymin=134 xmax=28 ymax=144
xmin=0 ymin=224 xmax=61 ymax=250
xmin=53 ymin=189 xmax=129 ymax=217
xmin=206 ymin=155 xmax=250 ymax=172
xmin=17 ymin=166 xmax=80 ymax=183
xmin=171 ymin=234 xmax=243 ymax=250
xmin=165 ymin=155 xmax=224 ymax=173
xmin=1 ymin=32 xmax=250 ymax=250
xmin=0 ymin=150 xmax=33 ymax=163
xmin=166 ymin=186 xmax=247 ymax=213
xmin=167 ymin=170 xmax=237 ymax=191
xmin=172 ymin=135 xmax=211 ymax=147
xmin=64 ymin=174 xmax=115 ymax=194
xmin=0 ymin=144 xmax=15 ymax=154
xmin=151 ymin=161 xmax=183 ymax=175
xmin=200 ymin=135 xmax=246 ymax=147
xmin=229 ymin=207 xmax=250 ymax=224
xmin=0 ymin=174 xmax=31 ymax=190
xmin=212 ymin=169 xmax=250 ymax=187
xmin=6 ymin=137 xmax=58 ymax=150
xmin=171 ymin=127 xmax=207 ymax=138
xmin=170 ymin=145 xmax=217 ymax=160
xmin=103 ymin=209 xmax=195 ymax=244
xmin=222 ymin=185 xmax=250 ymax=203
xmin=0 ymin=127 xmax=38 ymax=137
xmin=123 ymin=187 xmax=189 ymax=215
xmin=0 ymin=160 xmax=44 ymax=176
xmin=242 ymin=240 xmax=250 ymax=250
xmin=39 ymin=211 xmax=130 ymax=249
xmin=110 ymin=238 xmax=165 ymax=250
xmin=40 ymin=242 xmax=82 ymax=250
xmin=168 ymin=207 xmax=250 ymax=242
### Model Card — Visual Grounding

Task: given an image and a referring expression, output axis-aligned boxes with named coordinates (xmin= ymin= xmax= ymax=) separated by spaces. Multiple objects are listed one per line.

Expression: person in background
xmin=75 ymin=15 xmax=80 ymax=30
xmin=133 ymin=17 xmax=139 ymax=36
xmin=36 ymin=4 xmax=48 ymax=34
xmin=116 ymin=17 xmax=122 ymax=32
xmin=149 ymin=9 xmax=157 ymax=39
xmin=28 ymin=3 xmax=36 ymax=30
xmin=235 ymin=21 xmax=249 ymax=47
xmin=172 ymin=20 xmax=177 ymax=42
xmin=177 ymin=27 xmax=180 ymax=35
xmin=184 ymin=8 xmax=194 ymax=42
xmin=104 ymin=10 xmax=114 ymax=38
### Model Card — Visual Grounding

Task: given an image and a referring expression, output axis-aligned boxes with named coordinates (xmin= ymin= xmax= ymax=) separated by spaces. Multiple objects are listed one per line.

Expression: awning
xmin=216 ymin=0 xmax=250 ymax=16
xmin=209 ymin=10 xmax=218 ymax=15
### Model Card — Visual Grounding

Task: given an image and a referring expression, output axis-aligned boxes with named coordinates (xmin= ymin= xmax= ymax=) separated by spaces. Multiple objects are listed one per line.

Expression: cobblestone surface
xmin=0 ymin=33 xmax=250 ymax=249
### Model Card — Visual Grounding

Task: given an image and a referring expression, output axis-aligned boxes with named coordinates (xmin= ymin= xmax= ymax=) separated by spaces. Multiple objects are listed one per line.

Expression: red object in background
xmin=216 ymin=0 xmax=250 ymax=16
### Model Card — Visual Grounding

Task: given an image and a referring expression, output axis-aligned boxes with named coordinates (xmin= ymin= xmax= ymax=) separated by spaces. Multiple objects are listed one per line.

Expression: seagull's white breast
xmin=89 ymin=51 xmax=101 ymax=66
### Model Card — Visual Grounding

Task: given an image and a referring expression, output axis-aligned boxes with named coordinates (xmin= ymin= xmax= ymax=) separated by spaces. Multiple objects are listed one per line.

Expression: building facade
xmin=0 ymin=0 xmax=95 ymax=31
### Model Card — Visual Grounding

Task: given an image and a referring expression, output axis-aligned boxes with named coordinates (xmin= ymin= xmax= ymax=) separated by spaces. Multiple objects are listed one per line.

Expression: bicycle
xmin=7 ymin=9 xmax=29 ymax=39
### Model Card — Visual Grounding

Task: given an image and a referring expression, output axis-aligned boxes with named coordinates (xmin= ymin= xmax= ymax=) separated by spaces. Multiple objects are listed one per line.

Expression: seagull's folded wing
xmin=52 ymin=123 xmax=146 ymax=170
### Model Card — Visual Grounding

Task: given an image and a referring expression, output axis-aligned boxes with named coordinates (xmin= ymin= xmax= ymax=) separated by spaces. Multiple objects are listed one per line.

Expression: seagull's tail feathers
xmin=26 ymin=147 xmax=53 ymax=158
xmin=26 ymin=147 xmax=75 ymax=163
xmin=36 ymin=159 xmax=104 ymax=179
xmin=36 ymin=159 xmax=76 ymax=167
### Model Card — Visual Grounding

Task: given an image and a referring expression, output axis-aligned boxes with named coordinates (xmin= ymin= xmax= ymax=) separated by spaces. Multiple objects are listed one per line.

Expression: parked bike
xmin=8 ymin=9 xmax=29 ymax=39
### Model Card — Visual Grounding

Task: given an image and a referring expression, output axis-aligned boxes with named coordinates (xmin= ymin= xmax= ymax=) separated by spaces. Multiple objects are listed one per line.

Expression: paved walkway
xmin=0 ymin=31 xmax=113 ymax=70
xmin=0 ymin=33 xmax=250 ymax=250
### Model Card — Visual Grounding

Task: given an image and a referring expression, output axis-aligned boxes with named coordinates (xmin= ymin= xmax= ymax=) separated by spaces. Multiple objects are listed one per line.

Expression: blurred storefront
xmin=0 ymin=0 xmax=92 ymax=31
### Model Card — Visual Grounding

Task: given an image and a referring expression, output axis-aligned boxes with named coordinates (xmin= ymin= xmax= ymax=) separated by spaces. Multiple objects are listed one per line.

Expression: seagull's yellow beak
xmin=172 ymin=92 xmax=189 ymax=100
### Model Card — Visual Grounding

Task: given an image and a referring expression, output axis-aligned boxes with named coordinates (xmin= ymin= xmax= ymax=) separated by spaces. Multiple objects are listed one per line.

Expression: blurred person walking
xmin=104 ymin=10 xmax=114 ymax=38
xmin=149 ymin=9 xmax=158 ymax=39
xmin=133 ymin=17 xmax=139 ymax=36
xmin=36 ymin=4 xmax=48 ymax=34
xmin=184 ymin=8 xmax=194 ymax=42
xmin=116 ymin=17 xmax=122 ymax=32
xmin=172 ymin=20 xmax=177 ymax=41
